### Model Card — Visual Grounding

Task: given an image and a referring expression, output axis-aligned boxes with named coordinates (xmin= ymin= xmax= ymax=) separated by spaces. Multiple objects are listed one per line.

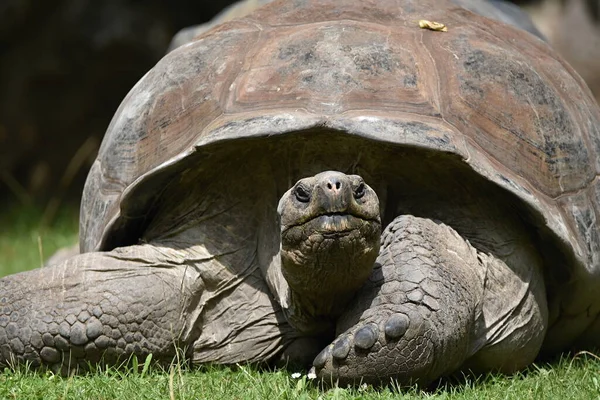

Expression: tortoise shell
xmin=80 ymin=0 xmax=600 ymax=352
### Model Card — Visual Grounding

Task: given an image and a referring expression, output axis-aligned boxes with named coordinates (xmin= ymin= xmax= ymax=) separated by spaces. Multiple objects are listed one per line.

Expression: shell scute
xmin=427 ymin=26 xmax=597 ymax=198
xmin=228 ymin=22 xmax=437 ymax=116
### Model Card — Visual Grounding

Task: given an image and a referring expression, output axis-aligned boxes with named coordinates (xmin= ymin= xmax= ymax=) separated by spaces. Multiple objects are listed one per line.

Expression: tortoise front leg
xmin=0 ymin=244 xmax=204 ymax=373
xmin=313 ymin=215 xmax=547 ymax=386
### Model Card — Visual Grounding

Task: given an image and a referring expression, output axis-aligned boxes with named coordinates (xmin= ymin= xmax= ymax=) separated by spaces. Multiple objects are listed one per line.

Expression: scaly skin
xmin=314 ymin=215 xmax=547 ymax=386
xmin=0 ymin=245 xmax=202 ymax=373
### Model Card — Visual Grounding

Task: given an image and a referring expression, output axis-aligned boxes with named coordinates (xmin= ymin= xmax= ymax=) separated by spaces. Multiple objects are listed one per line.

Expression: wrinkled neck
xmin=270 ymin=267 xmax=362 ymax=335
xmin=259 ymin=240 xmax=374 ymax=334
xmin=259 ymin=249 xmax=352 ymax=335
xmin=277 ymin=235 xmax=379 ymax=334
xmin=285 ymin=283 xmax=358 ymax=335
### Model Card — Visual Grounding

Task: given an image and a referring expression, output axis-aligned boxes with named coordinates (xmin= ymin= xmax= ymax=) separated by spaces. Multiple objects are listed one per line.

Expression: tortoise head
xmin=277 ymin=171 xmax=381 ymax=318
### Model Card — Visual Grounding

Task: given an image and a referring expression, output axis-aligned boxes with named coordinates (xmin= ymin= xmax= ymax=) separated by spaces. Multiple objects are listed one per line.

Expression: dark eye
xmin=294 ymin=185 xmax=310 ymax=203
xmin=354 ymin=183 xmax=365 ymax=199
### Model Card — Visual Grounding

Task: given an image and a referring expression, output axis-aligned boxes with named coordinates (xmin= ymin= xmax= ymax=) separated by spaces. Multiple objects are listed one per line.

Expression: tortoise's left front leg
xmin=0 ymin=241 xmax=289 ymax=373
xmin=0 ymin=245 xmax=203 ymax=373
xmin=313 ymin=215 xmax=547 ymax=386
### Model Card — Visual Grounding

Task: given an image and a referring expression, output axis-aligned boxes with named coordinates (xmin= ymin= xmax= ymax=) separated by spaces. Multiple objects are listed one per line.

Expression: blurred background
xmin=0 ymin=0 xmax=252 ymax=222
xmin=0 ymin=0 xmax=599 ymax=220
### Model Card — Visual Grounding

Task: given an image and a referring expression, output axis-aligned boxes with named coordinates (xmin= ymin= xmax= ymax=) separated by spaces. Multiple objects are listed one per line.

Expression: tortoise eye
xmin=354 ymin=183 xmax=365 ymax=199
xmin=294 ymin=185 xmax=310 ymax=203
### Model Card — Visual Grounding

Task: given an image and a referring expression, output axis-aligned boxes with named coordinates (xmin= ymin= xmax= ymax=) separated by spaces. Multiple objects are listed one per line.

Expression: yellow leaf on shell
xmin=418 ymin=20 xmax=448 ymax=32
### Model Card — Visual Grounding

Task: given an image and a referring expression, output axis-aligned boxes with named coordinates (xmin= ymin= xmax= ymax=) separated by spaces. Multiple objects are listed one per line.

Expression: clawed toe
xmin=353 ymin=324 xmax=378 ymax=350
xmin=313 ymin=344 xmax=330 ymax=368
xmin=331 ymin=335 xmax=351 ymax=359
xmin=384 ymin=313 xmax=409 ymax=339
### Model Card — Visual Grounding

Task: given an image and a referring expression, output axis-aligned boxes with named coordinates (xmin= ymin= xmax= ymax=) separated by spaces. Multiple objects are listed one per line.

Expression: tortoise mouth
xmin=282 ymin=212 xmax=381 ymax=238
xmin=312 ymin=213 xmax=365 ymax=236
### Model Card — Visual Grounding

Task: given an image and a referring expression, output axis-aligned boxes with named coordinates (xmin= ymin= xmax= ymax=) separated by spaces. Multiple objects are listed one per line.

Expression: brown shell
xmin=80 ymin=0 xmax=600 ymax=348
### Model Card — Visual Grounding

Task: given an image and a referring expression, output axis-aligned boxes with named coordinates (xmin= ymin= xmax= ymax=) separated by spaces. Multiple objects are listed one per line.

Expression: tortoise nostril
xmin=326 ymin=180 xmax=342 ymax=190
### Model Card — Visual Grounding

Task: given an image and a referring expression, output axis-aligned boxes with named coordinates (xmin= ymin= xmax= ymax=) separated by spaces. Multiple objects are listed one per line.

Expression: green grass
xmin=1 ymin=357 xmax=600 ymax=400
xmin=0 ymin=205 xmax=79 ymax=275
xmin=1 ymin=205 xmax=600 ymax=399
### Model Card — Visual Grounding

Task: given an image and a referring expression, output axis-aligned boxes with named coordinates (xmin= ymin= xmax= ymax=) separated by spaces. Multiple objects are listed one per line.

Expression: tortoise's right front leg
xmin=0 ymin=244 xmax=203 ymax=373
xmin=314 ymin=215 xmax=547 ymax=386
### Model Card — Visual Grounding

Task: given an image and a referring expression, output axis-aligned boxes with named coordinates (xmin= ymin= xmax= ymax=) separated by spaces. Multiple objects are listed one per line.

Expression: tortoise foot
xmin=315 ymin=312 xmax=412 ymax=369
xmin=313 ymin=215 xmax=487 ymax=386
xmin=313 ymin=307 xmax=434 ymax=386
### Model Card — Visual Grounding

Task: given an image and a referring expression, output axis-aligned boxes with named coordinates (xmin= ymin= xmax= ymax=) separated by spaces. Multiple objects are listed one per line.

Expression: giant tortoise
xmin=1 ymin=0 xmax=600 ymax=387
